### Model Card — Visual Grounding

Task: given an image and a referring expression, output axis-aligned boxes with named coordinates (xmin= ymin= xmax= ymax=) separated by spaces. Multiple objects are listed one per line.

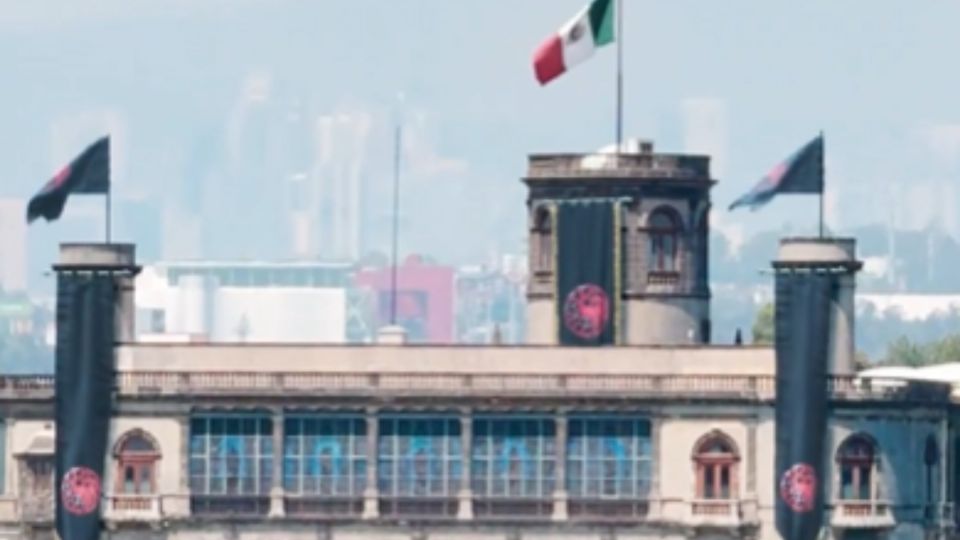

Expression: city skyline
xmin=1 ymin=1 xmax=958 ymax=291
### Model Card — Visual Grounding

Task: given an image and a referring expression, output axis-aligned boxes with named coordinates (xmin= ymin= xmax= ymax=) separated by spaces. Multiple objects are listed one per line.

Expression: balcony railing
xmin=691 ymin=500 xmax=736 ymax=517
xmin=830 ymin=500 xmax=895 ymax=528
xmin=0 ymin=373 xmax=950 ymax=404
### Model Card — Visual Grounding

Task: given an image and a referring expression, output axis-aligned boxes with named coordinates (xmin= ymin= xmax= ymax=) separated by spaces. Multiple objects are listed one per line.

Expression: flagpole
xmin=389 ymin=120 xmax=402 ymax=326
xmin=106 ymin=186 xmax=111 ymax=244
xmin=615 ymin=0 xmax=624 ymax=153
xmin=819 ymin=130 xmax=825 ymax=239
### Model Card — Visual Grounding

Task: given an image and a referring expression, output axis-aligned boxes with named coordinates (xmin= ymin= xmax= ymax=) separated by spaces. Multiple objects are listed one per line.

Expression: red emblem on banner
xmin=61 ymin=466 xmax=101 ymax=516
xmin=563 ymin=284 xmax=610 ymax=339
xmin=779 ymin=463 xmax=817 ymax=513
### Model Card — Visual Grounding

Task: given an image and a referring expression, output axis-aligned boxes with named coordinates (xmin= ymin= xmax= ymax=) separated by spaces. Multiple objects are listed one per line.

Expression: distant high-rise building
xmin=0 ymin=198 xmax=27 ymax=292
xmin=682 ymin=98 xmax=728 ymax=179
xmin=307 ymin=111 xmax=371 ymax=261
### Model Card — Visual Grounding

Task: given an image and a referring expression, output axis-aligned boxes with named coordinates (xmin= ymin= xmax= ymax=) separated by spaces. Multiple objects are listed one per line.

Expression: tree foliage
xmin=751 ymin=303 xmax=774 ymax=345
xmin=881 ymin=333 xmax=960 ymax=367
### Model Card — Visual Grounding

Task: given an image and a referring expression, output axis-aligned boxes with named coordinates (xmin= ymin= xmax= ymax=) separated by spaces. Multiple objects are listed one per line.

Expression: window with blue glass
xmin=188 ymin=415 xmax=273 ymax=496
xmin=472 ymin=417 xmax=555 ymax=498
xmin=567 ymin=417 xmax=651 ymax=499
xmin=378 ymin=416 xmax=461 ymax=497
xmin=283 ymin=415 xmax=366 ymax=497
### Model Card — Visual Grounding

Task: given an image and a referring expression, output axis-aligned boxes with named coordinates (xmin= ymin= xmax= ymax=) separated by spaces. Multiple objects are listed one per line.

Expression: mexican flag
xmin=533 ymin=0 xmax=615 ymax=86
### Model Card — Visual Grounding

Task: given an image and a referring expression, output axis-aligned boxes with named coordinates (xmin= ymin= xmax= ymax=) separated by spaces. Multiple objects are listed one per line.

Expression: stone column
xmin=746 ymin=418 xmax=757 ymax=494
xmin=268 ymin=408 xmax=284 ymax=517
xmin=941 ymin=418 xmax=950 ymax=524
xmin=457 ymin=412 xmax=474 ymax=520
xmin=552 ymin=412 xmax=568 ymax=521
xmin=649 ymin=416 xmax=663 ymax=520
xmin=363 ymin=408 xmax=379 ymax=519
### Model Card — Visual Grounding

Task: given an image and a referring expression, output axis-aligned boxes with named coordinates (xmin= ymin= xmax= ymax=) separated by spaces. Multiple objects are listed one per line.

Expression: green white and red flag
xmin=533 ymin=0 xmax=615 ymax=86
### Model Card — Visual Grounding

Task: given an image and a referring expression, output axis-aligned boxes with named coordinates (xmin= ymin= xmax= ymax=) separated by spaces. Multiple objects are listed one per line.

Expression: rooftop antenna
xmin=389 ymin=93 xmax=404 ymax=326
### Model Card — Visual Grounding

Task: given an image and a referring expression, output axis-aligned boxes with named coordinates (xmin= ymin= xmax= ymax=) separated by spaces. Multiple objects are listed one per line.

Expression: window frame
xmin=471 ymin=415 xmax=555 ymax=500
xmin=566 ymin=415 xmax=652 ymax=501
xmin=836 ymin=434 xmax=880 ymax=502
xmin=646 ymin=207 xmax=682 ymax=274
xmin=692 ymin=431 xmax=740 ymax=501
xmin=283 ymin=413 xmax=367 ymax=498
xmin=113 ymin=429 xmax=161 ymax=496
xmin=531 ymin=206 xmax=554 ymax=274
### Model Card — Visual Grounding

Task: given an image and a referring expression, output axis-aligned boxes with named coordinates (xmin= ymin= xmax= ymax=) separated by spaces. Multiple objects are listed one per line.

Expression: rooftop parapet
xmin=525 ymin=152 xmax=711 ymax=181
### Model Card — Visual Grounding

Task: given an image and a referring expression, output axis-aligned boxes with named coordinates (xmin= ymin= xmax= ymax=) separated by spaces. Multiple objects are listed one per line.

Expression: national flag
xmin=533 ymin=0 xmax=615 ymax=86
xmin=729 ymin=135 xmax=824 ymax=211
xmin=27 ymin=136 xmax=110 ymax=224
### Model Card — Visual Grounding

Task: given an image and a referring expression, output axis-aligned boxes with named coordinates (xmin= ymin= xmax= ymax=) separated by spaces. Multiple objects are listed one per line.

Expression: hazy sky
xmin=3 ymin=0 xmax=959 ymax=269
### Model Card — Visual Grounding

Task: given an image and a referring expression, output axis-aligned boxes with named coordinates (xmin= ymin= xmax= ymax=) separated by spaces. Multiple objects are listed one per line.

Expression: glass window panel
xmin=841 ymin=467 xmax=854 ymax=499
xmin=472 ymin=417 xmax=555 ymax=499
xmin=140 ymin=466 xmax=152 ymax=493
xmin=281 ymin=414 xmax=366 ymax=497
xmin=188 ymin=414 xmax=274 ymax=496
xmin=379 ymin=416 xmax=460 ymax=497
xmin=565 ymin=417 xmax=651 ymax=500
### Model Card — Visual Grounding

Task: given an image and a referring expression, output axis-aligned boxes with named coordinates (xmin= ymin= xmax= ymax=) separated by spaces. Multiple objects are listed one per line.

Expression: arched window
xmin=532 ymin=206 xmax=553 ymax=273
xmin=114 ymin=430 xmax=160 ymax=495
xmin=836 ymin=434 xmax=879 ymax=501
xmin=693 ymin=432 xmax=739 ymax=500
xmin=648 ymin=208 xmax=681 ymax=273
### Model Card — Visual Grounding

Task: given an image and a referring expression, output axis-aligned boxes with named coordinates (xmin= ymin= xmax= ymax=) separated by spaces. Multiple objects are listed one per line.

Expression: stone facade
xmin=0 ymin=345 xmax=954 ymax=540
xmin=523 ymin=145 xmax=712 ymax=346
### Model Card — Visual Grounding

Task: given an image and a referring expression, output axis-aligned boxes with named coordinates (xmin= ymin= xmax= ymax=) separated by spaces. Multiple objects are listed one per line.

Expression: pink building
xmin=353 ymin=255 xmax=454 ymax=343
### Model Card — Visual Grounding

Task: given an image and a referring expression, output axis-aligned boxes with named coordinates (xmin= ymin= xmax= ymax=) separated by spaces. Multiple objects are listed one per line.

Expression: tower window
xmin=532 ymin=207 xmax=553 ymax=273
xmin=648 ymin=208 xmax=681 ymax=273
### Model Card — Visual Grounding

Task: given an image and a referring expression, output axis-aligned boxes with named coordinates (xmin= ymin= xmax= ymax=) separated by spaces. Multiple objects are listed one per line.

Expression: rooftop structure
xmin=0 ymin=144 xmax=956 ymax=540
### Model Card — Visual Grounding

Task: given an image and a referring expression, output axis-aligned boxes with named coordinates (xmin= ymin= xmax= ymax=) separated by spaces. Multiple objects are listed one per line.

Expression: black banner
xmin=555 ymin=200 xmax=620 ymax=346
xmin=55 ymin=273 xmax=116 ymax=540
xmin=774 ymin=271 xmax=834 ymax=540
xmin=27 ymin=137 xmax=110 ymax=224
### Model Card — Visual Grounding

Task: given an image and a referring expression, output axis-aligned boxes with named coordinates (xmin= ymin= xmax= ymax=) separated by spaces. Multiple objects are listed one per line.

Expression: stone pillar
xmin=268 ymin=408 xmax=284 ymax=517
xmin=363 ymin=408 xmax=379 ymax=519
xmin=457 ymin=412 xmax=474 ymax=520
xmin=649 ymin=416 xmax=663 ymax=520
xmin=162 ymin=415 xmax=191 ymax=518
xmin=941 ymin=418 xmax=950 ymax=524
xmin=552 ymin=412 xmax=568 ymax=521
xmin=775 ymin=238 xmax=862 ymax=375
xmin=746 ymin=418 xmax=757 ymax=494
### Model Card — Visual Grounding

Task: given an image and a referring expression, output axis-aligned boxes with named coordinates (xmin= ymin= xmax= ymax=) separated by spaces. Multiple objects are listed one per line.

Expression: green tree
xmin=752 ymin=303 xmax=774 ymax=345
xmin=884 ymin=336 xmax=930 ymax=367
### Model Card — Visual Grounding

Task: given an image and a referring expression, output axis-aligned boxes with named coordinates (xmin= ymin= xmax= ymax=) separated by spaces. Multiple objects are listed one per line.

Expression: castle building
xmin=0 ymin=143 xmax=956 ymax=540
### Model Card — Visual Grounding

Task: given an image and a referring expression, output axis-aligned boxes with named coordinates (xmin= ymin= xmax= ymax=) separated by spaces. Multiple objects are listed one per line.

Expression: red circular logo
xmin=61 ymin=467 xmax=101 ymax=516
xmin=779 ymin=463 xmax=817 ymax=513
xmin=563 ymin=284 xmax=610 ymax=339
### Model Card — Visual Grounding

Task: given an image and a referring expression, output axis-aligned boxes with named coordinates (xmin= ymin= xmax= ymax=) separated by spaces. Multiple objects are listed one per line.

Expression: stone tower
xmin=523 ymin=140 xmax=713 ymax=346
xmin=774 ymin=237 xmax=862 ymax=375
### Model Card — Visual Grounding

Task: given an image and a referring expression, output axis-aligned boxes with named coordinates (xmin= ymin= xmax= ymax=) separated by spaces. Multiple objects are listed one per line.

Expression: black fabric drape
xmin=55 ymin=273 xmax=116 ymax=540
xmin=555 ymin=200 xmax=618 ymax=346
xmin=774 ymin=271 xmax=835 ymax=540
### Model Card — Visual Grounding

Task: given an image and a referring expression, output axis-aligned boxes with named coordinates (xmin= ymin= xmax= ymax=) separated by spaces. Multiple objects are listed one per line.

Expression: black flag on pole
xmin=55 ymin=273 xmax=116 ymax=540
xmin=27 ymin=136 xmax=110 ymax=224
xmin=729 ymin=135 xmax=824 ymax=212
xmin=555 ymin=200 xmax=621 ymax=346
xmin=774 ymin=270 xmax=834 ymax=540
